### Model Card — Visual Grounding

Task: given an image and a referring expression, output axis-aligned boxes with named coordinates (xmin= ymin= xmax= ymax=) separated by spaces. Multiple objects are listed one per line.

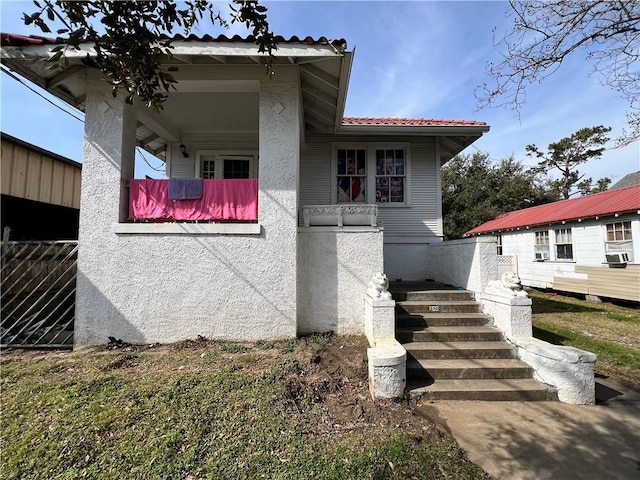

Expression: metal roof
xmin=466 ymin=184 xmax=640 ymax=236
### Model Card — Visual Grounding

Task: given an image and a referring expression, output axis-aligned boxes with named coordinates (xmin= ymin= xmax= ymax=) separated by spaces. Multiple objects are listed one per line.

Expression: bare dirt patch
xmin=1 ymin=334 xmax=489 ymax=479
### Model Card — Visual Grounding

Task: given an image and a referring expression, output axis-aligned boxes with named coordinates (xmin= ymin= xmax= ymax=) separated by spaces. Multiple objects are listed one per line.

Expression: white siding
xmin=501 ymin=230 xmax=577 ymax=288
xmin=299 ymin=138 xmax=439 ymax=238
xmin=168 ymin=133 xmax=259 ymax=178
xmin=299 ymin=142 xmax=331 ymax=206
xmin=573 ymin=223 xmax=605 ymax=265
xmin=497 ymin=216 xmax=640 ymax=290
xmin=379 ymin=142 xmax=440 ymax=239
xmin=299 ymin=137 xmax=440 ymax=280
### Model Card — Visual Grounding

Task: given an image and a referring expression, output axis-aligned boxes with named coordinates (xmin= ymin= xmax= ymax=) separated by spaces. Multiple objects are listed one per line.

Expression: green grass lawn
xmin=1 ymin=335 xmax=490 ymax=480
xmin=530 ymin=289 xmax=640 ymax=390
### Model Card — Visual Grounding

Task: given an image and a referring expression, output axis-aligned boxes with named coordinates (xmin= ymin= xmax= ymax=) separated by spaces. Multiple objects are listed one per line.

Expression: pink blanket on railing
xmin=129 ymin=179 xmax=258 ymax=221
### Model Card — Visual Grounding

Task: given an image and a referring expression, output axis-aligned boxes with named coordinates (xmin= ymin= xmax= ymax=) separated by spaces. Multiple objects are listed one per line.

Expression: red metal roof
xmin=1 ymin=32 xmax=345 ymax=48
xmin=466 ymin=184 xmax=640 ymax=236
xmin=342 ymin=117 xmax=487 ymax=127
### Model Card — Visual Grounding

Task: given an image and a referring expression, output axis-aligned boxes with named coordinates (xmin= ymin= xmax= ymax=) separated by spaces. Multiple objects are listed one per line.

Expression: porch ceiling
xmin=0 ymin=34 xmax=352 ymax=160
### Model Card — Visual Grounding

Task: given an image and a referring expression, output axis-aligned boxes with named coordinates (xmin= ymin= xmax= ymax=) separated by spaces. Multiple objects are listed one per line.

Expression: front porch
xmin=128 ymin=178 xmax=258 ymax=222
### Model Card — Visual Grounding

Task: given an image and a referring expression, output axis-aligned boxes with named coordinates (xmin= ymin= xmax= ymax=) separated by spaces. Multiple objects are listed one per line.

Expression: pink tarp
xmin=129 ymin=179 xmax=258 ymax=221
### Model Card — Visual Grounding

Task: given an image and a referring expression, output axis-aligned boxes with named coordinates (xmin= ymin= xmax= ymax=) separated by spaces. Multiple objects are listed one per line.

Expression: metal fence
xmin=1 ymin=241 xmax=77 ymax=349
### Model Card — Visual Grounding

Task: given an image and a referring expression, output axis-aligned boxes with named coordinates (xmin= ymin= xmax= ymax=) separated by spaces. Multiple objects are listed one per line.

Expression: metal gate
xmin=1 ymin=241 xmax=78 ymax=349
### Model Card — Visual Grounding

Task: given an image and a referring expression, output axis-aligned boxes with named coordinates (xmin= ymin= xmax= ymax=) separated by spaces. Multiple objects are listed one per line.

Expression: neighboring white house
xmin=466 ymin=185 xmax=640 ymax=302
xmin=1 ymin=33 xmax=489 ymax=347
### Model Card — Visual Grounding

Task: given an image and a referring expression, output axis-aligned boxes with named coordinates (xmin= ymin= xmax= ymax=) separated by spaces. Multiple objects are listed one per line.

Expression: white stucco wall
xmin=383 ymin=241 xmax=439 ymax=281
xmin=425 ymin=237 xmax=498 ymax=295
xmin=75 ymin=75 xmax=301 ymax=346
xmin=297 ymin=227 xmax=384 ymax=335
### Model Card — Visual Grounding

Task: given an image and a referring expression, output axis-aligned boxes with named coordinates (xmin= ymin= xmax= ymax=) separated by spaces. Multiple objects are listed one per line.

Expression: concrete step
xmin=397 ymin=326 xmax=503 ymax=343
xmin=396 ymin=312 xmax=491 ymax=327
xmin=391 ymin=290 xmax=476 ymax=302
xmin=407 ymin=358 xmax=533 ymax=380
xmin=404 ymin=341 xmax=517 ymax=360
xmin=397 ymin=300 xmax=482 ymax=314
xmin=407 ymin=378 xmax=558 ymax=401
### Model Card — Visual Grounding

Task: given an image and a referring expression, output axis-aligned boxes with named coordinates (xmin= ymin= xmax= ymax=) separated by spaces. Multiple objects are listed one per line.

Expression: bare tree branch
xmin=477 ymin=1 xmax=640 ymax=145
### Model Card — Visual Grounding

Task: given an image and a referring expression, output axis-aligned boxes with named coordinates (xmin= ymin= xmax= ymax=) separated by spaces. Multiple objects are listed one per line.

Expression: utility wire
xmin=136 ymin=146 xmax=165 ymax=173
xmin=4 ymin=65 xmax=168 ymax=177
xmin=1 ymin=65 xmax=84 ymax=122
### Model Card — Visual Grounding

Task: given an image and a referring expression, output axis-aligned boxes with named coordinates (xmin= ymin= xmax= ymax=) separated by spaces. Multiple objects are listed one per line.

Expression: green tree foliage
xmin=23 ymin=0 xmax=276 ymax=110
xmin=477 ymin=1 xmax=640 ymax=145
xmin=526 ymin=125 xmax=612 ymax=200
xmin=442 ymin=152 xmax=558 ymax=240
xmin=577 ymin=176 xmax=611 ymax=196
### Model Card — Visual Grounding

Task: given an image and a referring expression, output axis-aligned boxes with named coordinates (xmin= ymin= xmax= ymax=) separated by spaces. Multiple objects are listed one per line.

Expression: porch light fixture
xmin=179 ymin=143 xmax=189 ymax=158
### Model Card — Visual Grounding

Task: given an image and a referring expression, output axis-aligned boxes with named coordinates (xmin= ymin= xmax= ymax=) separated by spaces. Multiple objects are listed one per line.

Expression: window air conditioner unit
xmin=535 ymin=252 xmax=549 ymax=261
xmin=605 ymin=252 xmax=630 ymax=264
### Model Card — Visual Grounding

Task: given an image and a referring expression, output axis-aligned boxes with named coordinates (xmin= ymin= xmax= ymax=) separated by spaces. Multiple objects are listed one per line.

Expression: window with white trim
xmin=554 ymin=228 xmax=573 ymax=260
xmin=605 ymin=221 xmax=633 ymax=261
xmin=333 ymin=144 xmax=409 ymax=205
xmin=496 ymin=234 xmax=503 ymax=255
xmin=606 ymin=221 xmax=632 ymax=242
xmin=534 ymin=231 xmax=549 ymax=260
xmin=195 ymin=151 xmax=256 ymax=179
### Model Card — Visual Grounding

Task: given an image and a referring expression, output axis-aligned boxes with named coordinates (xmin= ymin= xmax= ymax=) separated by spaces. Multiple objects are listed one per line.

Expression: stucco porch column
xmin=258 ymin=80 xmax=300 ymax=334
xmin=74 ymin=70 xmax=137 ymax=347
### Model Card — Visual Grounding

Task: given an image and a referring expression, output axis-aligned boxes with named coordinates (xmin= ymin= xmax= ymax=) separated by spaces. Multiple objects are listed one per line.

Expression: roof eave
xmin=1 ymin=39 xmax=346 ymax=59
xmin=467 ymin=209 xmax=640 ymax=236
xmin=333 ymin=49 xmax=353 ymax=133
xmin=336 ymin=124 xmax=490 ymax=136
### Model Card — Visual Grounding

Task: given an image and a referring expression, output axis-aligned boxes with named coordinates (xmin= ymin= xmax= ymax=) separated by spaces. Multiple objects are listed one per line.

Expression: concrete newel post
xmin=364 ymin=295 xmax=395 ymax=346
xmin=364 ymin=273 xmax=406 ymax=399
xmin=367 ymin=341 xmax=407 ymax=399
xmin=481 ymin=291 xmax=533 ymax=341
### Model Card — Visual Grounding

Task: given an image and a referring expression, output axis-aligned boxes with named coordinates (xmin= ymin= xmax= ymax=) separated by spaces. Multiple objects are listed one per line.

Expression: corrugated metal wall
xmin=1 ymin=137 xmax=81 ymax=209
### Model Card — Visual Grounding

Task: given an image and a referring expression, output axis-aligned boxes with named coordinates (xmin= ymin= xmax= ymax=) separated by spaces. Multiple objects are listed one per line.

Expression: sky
xmin=1 ymin=0 xmax=638 ymax=185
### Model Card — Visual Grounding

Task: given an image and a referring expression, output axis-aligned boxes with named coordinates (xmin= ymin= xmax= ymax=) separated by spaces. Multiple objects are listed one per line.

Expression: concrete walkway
xmin=417 ymin=377 xmax=640 ymax=480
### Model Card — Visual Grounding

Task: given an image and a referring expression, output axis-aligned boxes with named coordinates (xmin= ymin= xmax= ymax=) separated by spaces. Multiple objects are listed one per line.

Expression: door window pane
xmin=201 ymin=156 xmax=216 ymax=179
xmin=223 ymin=158 xmax=250 ymax=179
